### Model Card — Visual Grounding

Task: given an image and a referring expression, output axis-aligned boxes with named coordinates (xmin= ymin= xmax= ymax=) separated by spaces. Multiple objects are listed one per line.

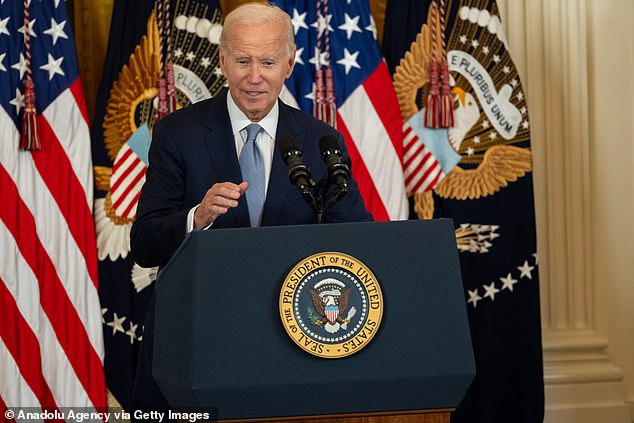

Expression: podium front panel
xmin=154 ymin=219 xmax=474 ymax=420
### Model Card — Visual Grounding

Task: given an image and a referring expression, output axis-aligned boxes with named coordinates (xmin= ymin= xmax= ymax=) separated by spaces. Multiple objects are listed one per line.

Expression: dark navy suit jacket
xmin=130 ymin=89 xmax=372 ymax=407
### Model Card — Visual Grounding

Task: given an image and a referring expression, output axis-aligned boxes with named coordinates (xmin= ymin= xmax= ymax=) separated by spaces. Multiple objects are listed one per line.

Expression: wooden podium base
xmin=221 ymin=409 xmax=453 ymax=423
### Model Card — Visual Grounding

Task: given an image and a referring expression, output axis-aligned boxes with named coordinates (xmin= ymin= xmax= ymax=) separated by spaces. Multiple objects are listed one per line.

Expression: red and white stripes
xmin=337 ymin=61 xmax=408 ymax=221
xmin=402 ymin=123 xmax=443 ymax=193
xmin=110 ymin=145 xmax=147 ymax=220
xmin=0 ymin=79 xmax=106 ymax=412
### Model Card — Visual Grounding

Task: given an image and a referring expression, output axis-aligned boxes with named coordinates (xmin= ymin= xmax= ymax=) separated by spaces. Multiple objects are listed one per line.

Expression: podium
xmin=153 ymin=219 xmax=475 ymax=422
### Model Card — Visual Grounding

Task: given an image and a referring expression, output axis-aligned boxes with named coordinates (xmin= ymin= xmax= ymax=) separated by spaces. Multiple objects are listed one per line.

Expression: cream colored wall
xmin=588 ymin=0 xmax=634 ymax=416
xmin=498 ymin=0 xmax=634 ymax=420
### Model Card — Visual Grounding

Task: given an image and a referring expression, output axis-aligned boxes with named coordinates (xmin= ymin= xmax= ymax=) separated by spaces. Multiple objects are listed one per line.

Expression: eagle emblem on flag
xmin=392 ymin=3 xmax=532 ymax=219
xmin=383 ymin=3 xmax=544 ymax=420
xmin=94 ymin=2 xmax=225 ymax=288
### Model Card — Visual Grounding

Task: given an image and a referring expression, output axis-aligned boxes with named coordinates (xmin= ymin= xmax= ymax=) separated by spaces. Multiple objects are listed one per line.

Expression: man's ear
xmin=285 ymin=50 xmax=296 ymax=79
xmin=219 ymin=48 xmax=226 ymax=68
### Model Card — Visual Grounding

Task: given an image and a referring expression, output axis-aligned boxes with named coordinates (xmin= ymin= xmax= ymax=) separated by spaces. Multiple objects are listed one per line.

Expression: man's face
xmin=220 ymin=19 xmax=295 ymax=122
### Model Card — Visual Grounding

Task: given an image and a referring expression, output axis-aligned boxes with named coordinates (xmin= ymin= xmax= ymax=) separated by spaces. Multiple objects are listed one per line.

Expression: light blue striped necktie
xmin=239 ymin=123 xmax=264 ymax=227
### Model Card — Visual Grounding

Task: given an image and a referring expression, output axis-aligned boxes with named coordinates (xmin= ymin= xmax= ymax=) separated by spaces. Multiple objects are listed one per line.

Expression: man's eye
xmin=263 ymin=61 xmax=275 ymax=67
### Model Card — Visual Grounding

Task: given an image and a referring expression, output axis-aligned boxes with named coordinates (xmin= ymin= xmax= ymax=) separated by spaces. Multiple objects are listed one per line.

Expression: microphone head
xmin=278 ymin=136 xmax=298 ymax=157
xmin=319 ymin=135 xmax=340 ymax=155
xmin=278 ymin=135 xmax=313 ymax=194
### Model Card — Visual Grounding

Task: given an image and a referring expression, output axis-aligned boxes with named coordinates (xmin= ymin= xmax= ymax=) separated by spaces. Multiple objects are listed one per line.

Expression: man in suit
xmin=130 ymin=2 xmax=372 ymax=408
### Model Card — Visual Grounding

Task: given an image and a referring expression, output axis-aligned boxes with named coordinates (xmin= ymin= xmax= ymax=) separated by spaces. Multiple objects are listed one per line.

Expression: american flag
xmin=0 ymin=0 xmax=106 ymax=415
xmin=274 ymin=0 xmax=408 ymax=221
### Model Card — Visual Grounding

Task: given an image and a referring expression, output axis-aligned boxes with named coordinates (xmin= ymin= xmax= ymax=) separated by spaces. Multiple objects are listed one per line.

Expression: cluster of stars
xmin=290 ymin=7 xmax=376 ymax=76
xmin=0 ymin=15 xmax=68 ymax=78
xmin=102 ymin=308 xmax=142 ymax=345
xmin=1 ymin=10 xmax=71 ymax=115
xmin=467 ymin=254 xmax=538 ymax=308
xmin=454 ymin=29 xmax=531 ymax=145
xmin=173 ymin=47 xmax=223 ymax=78
xmin=456 ymin=224 xmax=500 ymax=253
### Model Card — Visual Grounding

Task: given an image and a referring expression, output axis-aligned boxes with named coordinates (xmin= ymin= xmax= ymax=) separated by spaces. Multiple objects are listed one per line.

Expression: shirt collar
xmin=227 ymin=90 xmax=279 ymax=140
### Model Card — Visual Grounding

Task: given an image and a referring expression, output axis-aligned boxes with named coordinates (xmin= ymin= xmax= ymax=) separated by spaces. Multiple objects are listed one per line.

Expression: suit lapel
xmin=202 ymin=90 xmax=250 ymax=227
xmin=261 ymin=101 xmax=303 ymax=226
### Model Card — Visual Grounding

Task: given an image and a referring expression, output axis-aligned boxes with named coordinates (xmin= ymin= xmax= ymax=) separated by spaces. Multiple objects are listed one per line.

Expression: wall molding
xmin=496 ymin=0 xmax=630 ymax=421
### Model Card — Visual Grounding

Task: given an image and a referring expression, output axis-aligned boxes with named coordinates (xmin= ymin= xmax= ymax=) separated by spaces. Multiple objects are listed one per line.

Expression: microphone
xmin=278 ymin=136 xmax=315 ymax=204
xmin=319 ymin=135 xmax=350 ymax=195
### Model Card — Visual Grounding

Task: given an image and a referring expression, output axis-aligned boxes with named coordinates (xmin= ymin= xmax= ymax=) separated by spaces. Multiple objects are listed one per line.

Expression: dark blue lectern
xmin=153 ymin=219 xmax=475 ymax=422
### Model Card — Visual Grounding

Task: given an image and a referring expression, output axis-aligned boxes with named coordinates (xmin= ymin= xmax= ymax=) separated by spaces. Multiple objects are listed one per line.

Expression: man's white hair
xmin=220 ymin=2 xmax=295 ymax=59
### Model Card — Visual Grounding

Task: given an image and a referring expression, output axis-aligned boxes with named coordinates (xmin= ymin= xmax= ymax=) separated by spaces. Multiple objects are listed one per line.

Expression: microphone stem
xmin=314 ymin=191 xmax=324 ymax=224
xmin=323 ymin=187 xmax=348 ymax=210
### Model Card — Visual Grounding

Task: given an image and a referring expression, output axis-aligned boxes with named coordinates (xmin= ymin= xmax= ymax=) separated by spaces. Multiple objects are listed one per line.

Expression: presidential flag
xmin=91 ymin=0 xmax=224 ymax=410
xmin=0 ymin=0 xmax=106 ymax=414
xmin=274 ymin=0 xmax=408 ymax=221
xmin=383 ymin=1 xmax=544 ymax=422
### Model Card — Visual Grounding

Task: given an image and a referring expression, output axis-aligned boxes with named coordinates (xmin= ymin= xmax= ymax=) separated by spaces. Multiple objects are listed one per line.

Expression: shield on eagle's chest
xmin=325 ymin=305 xmax=339 ymax=323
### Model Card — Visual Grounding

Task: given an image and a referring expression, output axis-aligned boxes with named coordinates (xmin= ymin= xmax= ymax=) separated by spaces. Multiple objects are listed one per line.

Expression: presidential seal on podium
xmin=279 ymin=252 xmax=383 ymax=358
